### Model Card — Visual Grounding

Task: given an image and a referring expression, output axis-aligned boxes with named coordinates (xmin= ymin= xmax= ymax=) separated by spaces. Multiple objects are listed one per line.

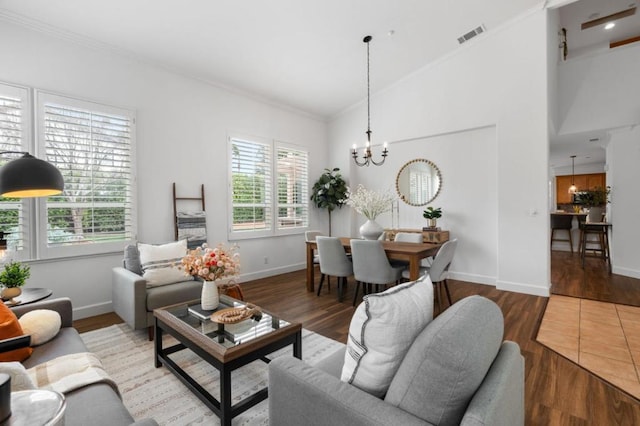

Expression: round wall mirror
xmin=396 ymin=159 xmax=442 ymax=206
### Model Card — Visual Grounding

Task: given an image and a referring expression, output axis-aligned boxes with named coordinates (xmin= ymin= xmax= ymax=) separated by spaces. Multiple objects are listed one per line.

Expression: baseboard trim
xmin=449 ymin=271 xmax=495 ymax=286
xmin=497 ymin=280 xmax=550 ymax=297
xmin=73 ymin=301 xmax=113 ymax=320
xmin=238 ymin=263 xmax=305 ymax=283
xmin=612 ymin=266 xmax=640 ymax=279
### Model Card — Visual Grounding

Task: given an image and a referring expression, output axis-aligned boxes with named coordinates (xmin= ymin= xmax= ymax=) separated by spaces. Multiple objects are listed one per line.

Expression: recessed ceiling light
xmin=605 ymin=22 xmax=616 ymax=30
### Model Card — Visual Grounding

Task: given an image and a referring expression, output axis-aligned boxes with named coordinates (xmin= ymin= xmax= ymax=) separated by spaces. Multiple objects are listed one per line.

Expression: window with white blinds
xmin=230 ymin=136 xmax=273 ymax=236
xmin=277 ymin=145 xmax=308 ymax=229
xmin=0 ymin=83 xmax=31 ymax=259
xmin=37 ymin=92 xmax=136 ymax=257
xmin=229 ymin=135 xmax=308 ymax=239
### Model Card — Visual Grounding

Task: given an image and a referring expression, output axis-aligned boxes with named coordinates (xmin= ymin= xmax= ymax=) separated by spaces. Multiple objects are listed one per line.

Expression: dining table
xmin=305 ymin=237 xmax=442 ymax=292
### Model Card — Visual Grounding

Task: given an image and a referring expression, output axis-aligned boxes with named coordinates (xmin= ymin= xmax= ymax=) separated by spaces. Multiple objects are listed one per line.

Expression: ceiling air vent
xmin=457 ymin=25 xmax=486 ymax=44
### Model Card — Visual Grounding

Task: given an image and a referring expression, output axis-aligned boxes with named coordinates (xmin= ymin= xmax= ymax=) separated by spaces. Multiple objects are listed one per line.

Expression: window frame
xmin=275 ymin=141 xmax=309 ymax=233
xmin=227 ymin=133 xmax=309 ymax=240
xmin=0 ymin=82 xmax=34 ymax=261
xmin=34 ymin=90 xmax=137 ymax=259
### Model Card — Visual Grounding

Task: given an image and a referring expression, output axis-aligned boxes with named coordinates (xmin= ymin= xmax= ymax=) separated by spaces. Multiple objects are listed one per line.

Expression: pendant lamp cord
xmin=366 ymin=36 xmax=371 ymax=142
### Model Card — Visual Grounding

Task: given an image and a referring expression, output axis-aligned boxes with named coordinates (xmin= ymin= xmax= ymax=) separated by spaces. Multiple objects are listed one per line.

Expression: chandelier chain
xmin=352 ymin=35 xmax=388 ymax=167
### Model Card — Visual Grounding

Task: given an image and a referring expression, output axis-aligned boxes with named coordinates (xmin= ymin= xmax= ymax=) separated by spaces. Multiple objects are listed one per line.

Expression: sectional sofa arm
xmin=112 ymin=267 xmax=148 ymax=330
xmin=11 ymin=297 xmax=73 ymax=327
xmin=268 ymin=356 xmax=429 ymax=426
xmin=461 ymin=341 xmax=525 ymax=426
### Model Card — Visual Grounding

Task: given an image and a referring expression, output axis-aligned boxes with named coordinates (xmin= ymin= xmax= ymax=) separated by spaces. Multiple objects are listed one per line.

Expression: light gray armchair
xmin=112 ymin=244 xmax=202 ymax=339
xmin=269 ymin=295 xmax=524 ymax=426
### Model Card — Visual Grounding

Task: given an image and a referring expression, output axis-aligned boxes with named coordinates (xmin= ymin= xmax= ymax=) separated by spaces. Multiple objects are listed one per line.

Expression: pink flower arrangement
xmin=181 ymin=243 xmax=240 ymax=281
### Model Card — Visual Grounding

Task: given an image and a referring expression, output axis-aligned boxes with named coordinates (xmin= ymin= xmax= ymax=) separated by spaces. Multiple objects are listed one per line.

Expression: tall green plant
xmin=310 ymin=168 xmax=349 ymax=236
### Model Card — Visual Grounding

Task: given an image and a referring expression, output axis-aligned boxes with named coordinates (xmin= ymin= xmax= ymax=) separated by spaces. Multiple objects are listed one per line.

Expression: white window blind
xmin=230 ymin=136 xmax=272 ymax=235
xmin=37 ymin=92 xmax=136 ymax=257
xmin=0 ymin=83 xmax=30 ymax=259
xmin=277 ymin=145 xmax=308 ymax=230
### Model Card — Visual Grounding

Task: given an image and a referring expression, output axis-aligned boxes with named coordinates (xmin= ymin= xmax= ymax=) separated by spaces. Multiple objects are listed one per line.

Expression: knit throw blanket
xmin=27 ymin=352 xmax=120 ymax=398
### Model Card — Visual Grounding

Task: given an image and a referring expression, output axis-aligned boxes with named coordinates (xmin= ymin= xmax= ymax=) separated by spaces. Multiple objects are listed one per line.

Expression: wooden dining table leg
xmin=306 ymin=243 xmax=315 ymax=292
xmin=409 ymin=255 xmax=420 ymax=281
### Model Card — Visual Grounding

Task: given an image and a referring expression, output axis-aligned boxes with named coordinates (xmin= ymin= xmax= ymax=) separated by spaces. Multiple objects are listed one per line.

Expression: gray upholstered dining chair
xmin=394 ymin=232 xmax=423 ymax=243
xmin=390 ymin=232 xmax=424 ymax=267
xmin=402 ymin=238 xmax=458 ymax=311
xmin=350 ymin=240 xmax=405 ymax=306
xmin=316 ymin=237 xmax=353 ymax=302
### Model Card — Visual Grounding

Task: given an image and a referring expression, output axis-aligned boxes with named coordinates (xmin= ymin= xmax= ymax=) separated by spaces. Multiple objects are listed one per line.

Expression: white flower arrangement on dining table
xmin=346 ymin=184 xmax=397 ymax=220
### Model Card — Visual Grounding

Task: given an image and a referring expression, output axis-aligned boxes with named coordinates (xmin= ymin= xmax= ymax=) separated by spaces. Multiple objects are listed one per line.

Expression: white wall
xmin=328 ymin=11 xmax=551 ymax=296
xmin=0 ymin=21 xmax=327 ymax=318
xmin=558 ymin=43 xmax=640 ymax=135
xmin=349 ymin=127 xmax=499 ymax=284
xmin=608 ymin=127 xmax=640 ymax=278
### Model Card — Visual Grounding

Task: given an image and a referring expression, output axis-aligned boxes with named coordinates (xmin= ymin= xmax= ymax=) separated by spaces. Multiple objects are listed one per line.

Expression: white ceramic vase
xmin=360 ymin=219 xmax=384 ymax=240
xmin=201 ymin=280 xmax=219 ymax=310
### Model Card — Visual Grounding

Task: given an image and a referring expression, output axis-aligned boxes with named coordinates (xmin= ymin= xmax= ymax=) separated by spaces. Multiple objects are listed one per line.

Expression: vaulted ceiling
xmin=0 ymin=0 xmax=541 ymax=118
xmin=2 ymin=0 xmax=637 ymax=169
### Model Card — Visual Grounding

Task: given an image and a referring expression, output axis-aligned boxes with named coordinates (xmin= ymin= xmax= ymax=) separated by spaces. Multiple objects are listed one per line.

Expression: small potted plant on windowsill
xmin=0 ymin=261 xmax=31 ymax=303
xmin=423 ymin=207 xmax=442 ymax=230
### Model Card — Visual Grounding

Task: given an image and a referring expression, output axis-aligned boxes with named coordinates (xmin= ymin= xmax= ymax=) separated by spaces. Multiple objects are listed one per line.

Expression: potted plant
xmin=580 ymin=186 xmax=610 ymax=222
xmin=423 ymin=206 xmax=442 ymax=229
xmin=310 ymin=168 xmax=349 ymax=236
xmin=0 ymin=261 xmax=31 ymax=302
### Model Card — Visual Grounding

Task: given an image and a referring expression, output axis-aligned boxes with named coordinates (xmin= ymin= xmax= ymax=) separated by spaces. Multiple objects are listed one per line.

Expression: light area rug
xmin=81 ymin=324 xmax=344 ymax=425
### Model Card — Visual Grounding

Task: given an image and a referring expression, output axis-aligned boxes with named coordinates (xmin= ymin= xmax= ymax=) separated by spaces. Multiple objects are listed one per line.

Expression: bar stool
xmin=550 ymin=214 xmax=574 ymax=253
xmin=579 ymin=219 xmax=612 ymax=273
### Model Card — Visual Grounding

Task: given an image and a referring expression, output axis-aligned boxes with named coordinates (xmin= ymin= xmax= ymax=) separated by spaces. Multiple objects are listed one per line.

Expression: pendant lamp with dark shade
xmin=568 ymin=155 xmax=577 ymax=194
xmin=0 ymin=152 xmax=64 ymax=198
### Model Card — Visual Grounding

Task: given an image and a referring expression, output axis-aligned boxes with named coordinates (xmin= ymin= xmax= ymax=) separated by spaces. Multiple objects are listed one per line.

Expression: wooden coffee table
xmin=153 ymin=295 xmax=301 ymax=426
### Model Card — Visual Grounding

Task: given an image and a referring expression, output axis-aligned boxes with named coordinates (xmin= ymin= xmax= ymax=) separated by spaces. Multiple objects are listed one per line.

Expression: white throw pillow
xmin=138 ymin=240 xmax=190 ymax=287
xmin=341 ymin=276 xmax=434 ymax=397
xmin=18 ymin=309 xmax=62 ymax=346
xmin=0 ymin=361 xmax=36 ymax=391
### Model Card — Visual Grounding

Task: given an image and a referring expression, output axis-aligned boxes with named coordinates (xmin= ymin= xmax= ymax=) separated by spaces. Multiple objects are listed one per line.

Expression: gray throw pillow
xmin=384 ymin=295 xmax=503 ymax=426
xmin=124 ymin=244 xmax=142 ymax=275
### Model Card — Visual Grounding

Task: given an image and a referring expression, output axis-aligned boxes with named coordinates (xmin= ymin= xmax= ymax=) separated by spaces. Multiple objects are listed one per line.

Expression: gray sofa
xmin=8 ymin=298 xmax=157 ymax=426
xmin=112 ymin=244 xmax=202 ymax=338
xmin=269 ymin=295 xmax=524 ymax=426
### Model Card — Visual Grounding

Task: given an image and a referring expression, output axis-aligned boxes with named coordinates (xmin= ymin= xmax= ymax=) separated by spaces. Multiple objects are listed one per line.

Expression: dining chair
xmin=305 ymin=230 xmax=328 ymax=292
xmin=550 ymin=214 xmax=574 ymax=253
xmin=394 ymin=232 xmax=423 ymax=243
xmin=401 ymin=238 xmax=459 ymax=312
xmin=389 ymin=232 xmax=424 ymax=267
xmin=316 ymin=237 xmax=353 ymax=302
xmin=350 ymin=240 xmax=405 ymax=306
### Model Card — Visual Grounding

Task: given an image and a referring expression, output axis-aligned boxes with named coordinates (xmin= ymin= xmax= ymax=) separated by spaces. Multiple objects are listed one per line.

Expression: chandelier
xmin=352 ymin=35 xmax=388 ymax=167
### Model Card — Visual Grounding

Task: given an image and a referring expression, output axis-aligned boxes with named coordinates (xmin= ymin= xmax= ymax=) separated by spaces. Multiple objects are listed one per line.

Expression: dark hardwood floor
xmin=75 ymin=251 xmax=640 ymax=425
xmin=551 ymin=250 xmax=640 ymax=306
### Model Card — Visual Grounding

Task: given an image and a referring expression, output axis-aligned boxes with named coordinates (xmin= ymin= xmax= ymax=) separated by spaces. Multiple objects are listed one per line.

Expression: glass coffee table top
xmin=162 ymin=295 xmax=290 ymax=348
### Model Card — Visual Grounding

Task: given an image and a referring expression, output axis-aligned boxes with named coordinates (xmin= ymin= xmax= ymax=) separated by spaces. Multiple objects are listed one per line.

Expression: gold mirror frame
xmin=395 ymin=158 xmax=442 ymax=206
